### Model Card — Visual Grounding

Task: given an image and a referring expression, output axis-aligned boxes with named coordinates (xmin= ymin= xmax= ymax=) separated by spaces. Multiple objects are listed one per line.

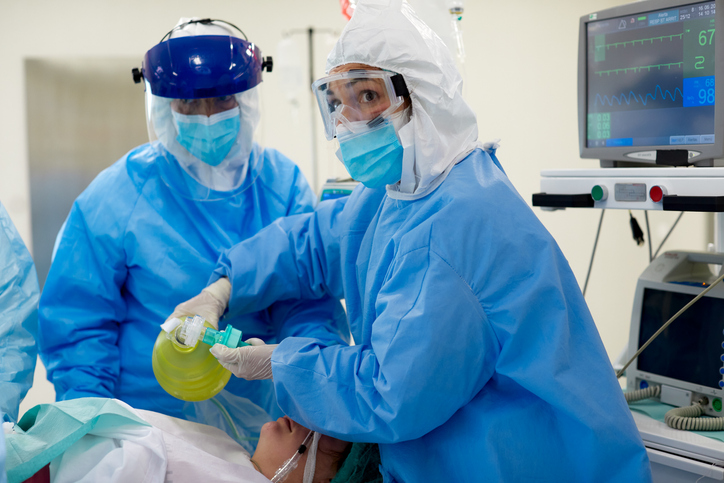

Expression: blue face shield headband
xmin=132 ymin=18 xmax=273 ymax=98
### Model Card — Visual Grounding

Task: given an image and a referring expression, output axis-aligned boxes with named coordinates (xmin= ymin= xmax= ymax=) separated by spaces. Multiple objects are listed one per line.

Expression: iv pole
xmin=307 ymin=28 xmax=318 ymax=195
xmin=282 ymin=27 xmax=337 ymax=195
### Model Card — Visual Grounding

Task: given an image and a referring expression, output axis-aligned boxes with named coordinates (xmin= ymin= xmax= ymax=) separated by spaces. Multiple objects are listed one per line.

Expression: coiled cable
xmin=624 ymin=385 xmax=661 ymax=403
xmin=664 ymin=400 xmax=724 ymax=431
xmin=626 ymin=388 xmax=724 ymax=431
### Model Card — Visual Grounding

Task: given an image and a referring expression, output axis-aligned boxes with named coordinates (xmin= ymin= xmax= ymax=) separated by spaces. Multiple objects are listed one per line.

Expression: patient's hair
xmin=331 ymin=443 xmax=382 ymax=483
xmin=316 ymin=440 xmax=353 ymax=482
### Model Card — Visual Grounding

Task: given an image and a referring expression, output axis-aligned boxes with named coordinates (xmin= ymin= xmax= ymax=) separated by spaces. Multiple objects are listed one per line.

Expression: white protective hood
xmin=326 ymin=0 xmax=483 ymax=200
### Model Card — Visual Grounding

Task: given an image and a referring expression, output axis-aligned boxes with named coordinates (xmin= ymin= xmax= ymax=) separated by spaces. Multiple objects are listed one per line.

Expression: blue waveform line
xmin=595 ymin=84 xmax=683 ymax=107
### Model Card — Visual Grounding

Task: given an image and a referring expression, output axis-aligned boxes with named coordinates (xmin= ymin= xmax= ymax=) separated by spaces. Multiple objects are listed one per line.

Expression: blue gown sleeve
xmin=264 ymin=167 xmax=349 ymax=345
xmin=38 ymin=197 xmax=129 ymax=400
xmin=270 ymin=247 xmax=500 ymax=443
xmin=0 ymin=429 xmax=5 ymax=483
xmin=267 ymin=298 xmax=350 ymax=345
xmin=212 ymin=197 xmax=349 ymax=314
xmin=283 ymin=163 xmax=317 ymax=216
xmin=0 ymin=203 xmax=40 ymax=423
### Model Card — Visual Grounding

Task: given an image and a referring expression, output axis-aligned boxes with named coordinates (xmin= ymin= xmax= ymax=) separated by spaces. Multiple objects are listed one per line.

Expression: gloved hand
xmin=165 ymin=277 xmax=232 ymax=330
xmin=210 ymin=338 xmax=278 ymax=380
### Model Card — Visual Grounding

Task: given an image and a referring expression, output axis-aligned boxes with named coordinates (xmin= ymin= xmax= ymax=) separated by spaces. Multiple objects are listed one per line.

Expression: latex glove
xmin=165 ymin=277 xmax=231 ymax=330
xmin=210 ymin=338 xmax=277 ymax=380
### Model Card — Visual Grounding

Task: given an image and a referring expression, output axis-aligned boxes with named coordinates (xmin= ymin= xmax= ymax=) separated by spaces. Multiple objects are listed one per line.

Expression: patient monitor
xmin=579 ymin=0 xmax=722 ymax=167
xmin=626 ymin=250 xmax=724 ymax=415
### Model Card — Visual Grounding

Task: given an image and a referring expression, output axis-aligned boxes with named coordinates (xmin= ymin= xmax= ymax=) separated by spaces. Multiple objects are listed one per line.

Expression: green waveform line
xmin=594 ymin=62 xmax=683 ymax=76
xmin=595 ymin=33 xmax=683 ymax=51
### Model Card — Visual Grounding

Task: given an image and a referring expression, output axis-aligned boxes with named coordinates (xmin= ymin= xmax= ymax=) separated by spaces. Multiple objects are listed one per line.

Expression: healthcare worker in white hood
xmin=175 ymin=1 xmax=652 ymax=480
xmin=38 ymin=17 xmax=349 ymax=451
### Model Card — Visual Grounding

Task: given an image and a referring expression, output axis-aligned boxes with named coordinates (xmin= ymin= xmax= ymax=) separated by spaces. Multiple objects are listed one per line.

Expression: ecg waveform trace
xmin=594 ymin=84 xmax=684 ymax=107
xmin=595 ymin=32 xmax=684 ymax=53
xmin=595 ymin=62 xmax=683 ymax=77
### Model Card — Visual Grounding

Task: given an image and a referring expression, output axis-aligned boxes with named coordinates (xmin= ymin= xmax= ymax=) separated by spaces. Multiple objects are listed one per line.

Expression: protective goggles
xmin=312 ymin=70 xmax=409 ymax=140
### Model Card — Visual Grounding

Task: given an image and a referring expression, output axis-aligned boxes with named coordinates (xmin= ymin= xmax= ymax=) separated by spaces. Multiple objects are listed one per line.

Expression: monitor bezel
xmin=578 ymin=0 xmax=724 ymax=166
xmin=627 ymin=279 xmax=724 ymax=398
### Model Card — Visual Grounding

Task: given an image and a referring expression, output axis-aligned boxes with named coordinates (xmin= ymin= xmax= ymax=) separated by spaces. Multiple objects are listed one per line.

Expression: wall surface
xmin=2 ymin=0 xmax=711 ymax=416
xmin=26 ymin=58 xmax=149 ymax=288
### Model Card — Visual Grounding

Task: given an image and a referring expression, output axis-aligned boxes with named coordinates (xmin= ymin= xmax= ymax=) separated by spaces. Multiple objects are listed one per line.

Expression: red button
xmin=650 ymin=186 xmax=663 ymax=203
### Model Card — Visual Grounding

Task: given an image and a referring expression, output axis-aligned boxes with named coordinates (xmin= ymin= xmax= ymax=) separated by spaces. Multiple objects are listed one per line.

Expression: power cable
xmin=583 ymin=210 xmax=605 ymax=298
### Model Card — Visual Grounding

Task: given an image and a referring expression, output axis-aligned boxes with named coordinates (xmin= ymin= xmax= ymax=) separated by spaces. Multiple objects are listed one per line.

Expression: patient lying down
xmin=5 ymin=398 xmax=350 ymax=483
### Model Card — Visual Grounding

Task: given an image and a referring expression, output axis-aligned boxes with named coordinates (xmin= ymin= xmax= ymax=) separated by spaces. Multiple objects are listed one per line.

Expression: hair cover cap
xmin=326 ymin=0 xmax=481 ymax=200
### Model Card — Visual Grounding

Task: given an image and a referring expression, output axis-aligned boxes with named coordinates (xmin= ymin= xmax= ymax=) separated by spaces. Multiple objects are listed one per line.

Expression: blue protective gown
xmin=38 ymin=143 xmax=349 ymax=430
xmin=0 ymin=202 xmax=39 ymax=424
xmin=212 ymin=149 xmax=652 ymax=482
xmin=0 ymin=429 xmax=4 ymax=483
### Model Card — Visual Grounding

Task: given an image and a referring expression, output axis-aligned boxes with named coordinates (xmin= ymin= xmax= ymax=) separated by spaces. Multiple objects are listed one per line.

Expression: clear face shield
xmin=134 ymin=19 xmax=273 ymax=200
xmin=145 ymin=85 xmax=262 ymax=199
xmin=312 ymin=70 xmax=409 ymax=141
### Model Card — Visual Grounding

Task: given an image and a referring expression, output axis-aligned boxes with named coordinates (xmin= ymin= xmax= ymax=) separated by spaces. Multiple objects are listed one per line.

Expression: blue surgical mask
xmin=336 ymin=120 xmax=403 ymax=189
xmin=172 ymin=108 xmax=240 ymax=166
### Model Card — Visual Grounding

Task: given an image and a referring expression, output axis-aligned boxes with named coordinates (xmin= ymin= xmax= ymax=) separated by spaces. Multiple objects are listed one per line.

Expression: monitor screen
xmin=637 ymin=287 xmax=724 ymax=389
xmin=579 ymin=0 xmax=722 ymax=164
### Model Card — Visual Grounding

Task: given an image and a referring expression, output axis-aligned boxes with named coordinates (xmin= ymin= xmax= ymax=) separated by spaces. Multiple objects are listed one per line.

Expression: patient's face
xmin=252 ymin=416 xmax=349 ymax=483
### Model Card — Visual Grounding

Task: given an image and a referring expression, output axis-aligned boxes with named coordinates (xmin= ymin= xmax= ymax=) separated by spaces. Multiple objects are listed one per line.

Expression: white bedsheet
xmin=49 ymin=404 xmax=269 ymax=483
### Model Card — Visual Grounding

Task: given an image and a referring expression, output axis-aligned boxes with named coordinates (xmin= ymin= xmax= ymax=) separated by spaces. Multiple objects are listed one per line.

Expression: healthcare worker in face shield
xmin=177 ymin=2 xmax=652 ymax=481
xmin=37 ymin=18 xmax=349 ymax=448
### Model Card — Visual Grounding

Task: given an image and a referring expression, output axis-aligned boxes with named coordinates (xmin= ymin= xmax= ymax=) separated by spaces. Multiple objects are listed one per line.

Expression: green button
xmin=591 ymin=185 xmax=604 ymax=201
xmin=714 ymin=398 xmax=722 ymax=412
